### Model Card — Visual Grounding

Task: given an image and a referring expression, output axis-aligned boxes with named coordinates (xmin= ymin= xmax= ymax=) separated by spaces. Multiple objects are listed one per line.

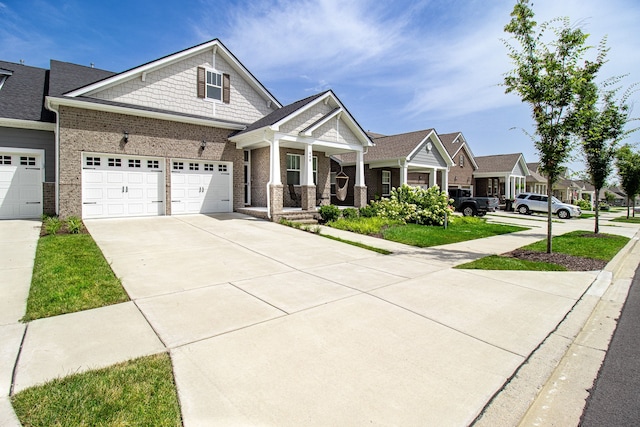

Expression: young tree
xmin=503 ymin=0 xmax=607 ymax=253
xmin=615 ymin=145 xmax=640 ymax=218
xmin=574 ymin=81 xmax=631 ymax=233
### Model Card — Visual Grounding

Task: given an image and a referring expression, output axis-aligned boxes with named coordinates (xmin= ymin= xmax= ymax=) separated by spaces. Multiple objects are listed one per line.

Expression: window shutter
xmin=197 ymin=67 xmax=205 ymax=98
xmin=223 ymin=73 xmax=230 ymax=104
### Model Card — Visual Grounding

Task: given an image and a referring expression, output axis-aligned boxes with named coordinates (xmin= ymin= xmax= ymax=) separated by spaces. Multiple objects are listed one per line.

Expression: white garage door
xmin=82 ymin=154 xmax=165 ymax=219
xmin=0 ymin=150 xmax=43 ymax=219
xmin=171 ymin=160 xmax=232 ymax=214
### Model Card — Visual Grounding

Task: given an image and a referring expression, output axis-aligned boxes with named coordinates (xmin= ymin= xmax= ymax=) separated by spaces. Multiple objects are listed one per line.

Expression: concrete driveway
xmin=12 ymin=213 xmax=607 ymax=426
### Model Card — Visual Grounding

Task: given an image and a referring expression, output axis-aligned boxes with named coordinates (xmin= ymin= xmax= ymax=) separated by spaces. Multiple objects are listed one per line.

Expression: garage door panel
xmin=0 ymin=152 xmax=43 ymax=219
xmin=171 ymin=160 xmax=231 ymax=214
xmin=82 ymin=154 xmax=165 ymax=219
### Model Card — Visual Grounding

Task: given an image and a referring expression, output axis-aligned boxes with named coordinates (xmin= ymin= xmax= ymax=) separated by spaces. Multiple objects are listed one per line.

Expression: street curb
xmin=472 ymin=230 xmax=640 ymax=427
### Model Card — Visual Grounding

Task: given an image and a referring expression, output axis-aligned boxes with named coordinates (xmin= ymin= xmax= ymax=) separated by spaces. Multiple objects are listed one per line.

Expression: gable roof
xmin=438 ymin=131 xmax=478 ymax=169
xmin=475 ymin=153 xmax=527 ymax=175
xmin=49 ymin=60 xmax=115 ymax=96
xmin=63 ymin=39 xmax=281 ymax=109
xmin=0 ymin=60 xmax=53 ymax=123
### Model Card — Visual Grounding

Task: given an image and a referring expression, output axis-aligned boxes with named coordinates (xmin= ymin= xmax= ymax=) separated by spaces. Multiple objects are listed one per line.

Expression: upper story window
xmin=459 ymin=154 xmax=464 ymax=167
xmin=197 ymin=67 xmax=230 ymax=104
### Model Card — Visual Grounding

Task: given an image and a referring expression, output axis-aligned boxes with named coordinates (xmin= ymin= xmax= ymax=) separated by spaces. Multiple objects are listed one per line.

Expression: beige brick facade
xmin=57 ymin=106 xmax=243 ymax=218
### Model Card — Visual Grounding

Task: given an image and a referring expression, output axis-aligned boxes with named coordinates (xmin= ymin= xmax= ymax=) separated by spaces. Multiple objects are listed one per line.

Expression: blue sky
xmin=1 ymin=0 xmax=638 ymax=174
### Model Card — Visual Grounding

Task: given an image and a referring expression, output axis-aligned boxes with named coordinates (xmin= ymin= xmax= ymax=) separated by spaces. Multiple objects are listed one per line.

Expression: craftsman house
xmin=0 ymin=40 xmax=372 ymax=221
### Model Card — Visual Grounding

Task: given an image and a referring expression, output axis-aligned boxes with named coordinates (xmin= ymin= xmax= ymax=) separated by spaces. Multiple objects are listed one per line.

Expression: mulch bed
xmin=503 ymin=249 xmax=607 ymax=271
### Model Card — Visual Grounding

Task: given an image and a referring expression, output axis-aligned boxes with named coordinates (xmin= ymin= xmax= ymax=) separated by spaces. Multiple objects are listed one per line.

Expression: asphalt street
xmin=580 ymin=263 xmax=640 ymax=426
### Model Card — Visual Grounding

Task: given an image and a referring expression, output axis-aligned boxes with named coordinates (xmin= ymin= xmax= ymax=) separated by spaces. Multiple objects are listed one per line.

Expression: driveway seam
xmin=9 ymin=323 xmax=28 ymax=397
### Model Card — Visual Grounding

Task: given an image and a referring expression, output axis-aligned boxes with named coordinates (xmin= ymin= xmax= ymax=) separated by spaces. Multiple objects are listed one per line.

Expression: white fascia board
xmin=275 ymin=132 xmax=363 ymax=153
xmin=0 ymin=117 xmax=55 ymax=131
xmin=408 ymin=161 xmax=448 ymax=171
xmin=46 ymin=96 xmax=245 ymax=130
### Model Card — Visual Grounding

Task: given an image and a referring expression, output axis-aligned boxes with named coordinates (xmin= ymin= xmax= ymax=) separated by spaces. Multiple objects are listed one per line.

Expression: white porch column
xmin=270 ymin=139 xmax=281 ymax=185
xmin=355 ymin=150 xmax=365 ymax=186
xmin=505 ymin=174 xmax=511 ymax=199
xmin=400 ymin=161 xmax=408 ymax=186
xmin=302 ymin=143 xmax=313 ymax=185
xmin=442 ymin=167 xmax=449 ymax=191
xmin=429 ymin=169 xmax=436 ymax=187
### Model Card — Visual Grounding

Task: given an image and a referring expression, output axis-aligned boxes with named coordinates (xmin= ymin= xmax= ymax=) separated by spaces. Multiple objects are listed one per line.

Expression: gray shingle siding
xmin=0 ymin=127 xmax=55 ymax=182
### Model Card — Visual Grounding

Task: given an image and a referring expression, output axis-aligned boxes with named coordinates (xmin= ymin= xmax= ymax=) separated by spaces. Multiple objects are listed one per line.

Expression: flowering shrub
xmin=369 ymin=184 xmax=454 ymax=226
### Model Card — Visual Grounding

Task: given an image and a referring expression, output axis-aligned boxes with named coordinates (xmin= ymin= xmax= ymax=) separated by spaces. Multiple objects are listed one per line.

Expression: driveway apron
xmin=80 ymin=213 xmax=602 ymax=426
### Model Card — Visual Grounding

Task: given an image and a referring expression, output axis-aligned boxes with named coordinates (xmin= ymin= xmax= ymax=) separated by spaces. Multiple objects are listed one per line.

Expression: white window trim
xmin=287 ymin=153 xmax=317 ymax=185
xmin=382 ymin=170 xmax=391 ymax=196
xmin=204 ymin=68 xmax=223 ymax=103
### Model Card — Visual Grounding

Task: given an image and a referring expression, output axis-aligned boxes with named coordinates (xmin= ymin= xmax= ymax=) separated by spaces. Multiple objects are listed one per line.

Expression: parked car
xmin=514 ymin=192 xmax=581 ymax=219
xmin=449 ymin=188 xmax=499 ymax=217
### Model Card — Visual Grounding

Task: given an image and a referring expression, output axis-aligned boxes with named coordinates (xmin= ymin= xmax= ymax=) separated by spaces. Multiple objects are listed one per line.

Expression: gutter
xmin=44 ymin=97 xmax=60 ymax=215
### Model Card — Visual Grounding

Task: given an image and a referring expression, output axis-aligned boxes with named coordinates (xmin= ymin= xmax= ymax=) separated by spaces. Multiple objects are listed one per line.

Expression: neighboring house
xmin=1 ymin=39 xmax=372 ymax=221
xmin=525 ymin=162 xmax=547 ymax=195
xmin=473 ymin=153 xmax=529 ymax=201
xmin=330 ymin=129 xmax=454 ymax=205
xmin=0 ymin=60 xmax=56 ymax=219
xmin=439 ymin=132 xmax=478 ymax=196
xmin=527 ymin=162 xmax=596 ymax=205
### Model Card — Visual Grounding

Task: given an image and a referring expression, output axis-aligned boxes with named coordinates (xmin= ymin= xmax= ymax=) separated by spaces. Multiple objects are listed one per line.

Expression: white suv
xmin=514 ymin=192 xmax=581 ymax=219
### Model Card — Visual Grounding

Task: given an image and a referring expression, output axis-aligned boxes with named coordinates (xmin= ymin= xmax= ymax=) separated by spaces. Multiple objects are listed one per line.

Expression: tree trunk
xmin=546 ymin=178 xmax=553 ymax=253
xmin=627 ymin=197 xmax=631 ymax=219
xmin=594 ymin=188 xmax=600 ymax=234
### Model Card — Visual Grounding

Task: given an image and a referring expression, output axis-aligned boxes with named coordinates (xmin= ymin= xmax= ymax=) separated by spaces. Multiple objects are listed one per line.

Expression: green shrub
xmin=369 ymin=185 xmax=454 ymax=226
xmin=318 ymin=204 xmax=341 ymax=223
xmin=575 ymin=199 xmax=592 ymax=210
xmin=44 ymin=217 xmax=62 ymax=235
xmin=342 ymin=208 xmax=359 ymax=219
xmin=359 ymin=204 xmax=378 ymax=218
xmin=66 ymin=216 xmax=84 ymax=234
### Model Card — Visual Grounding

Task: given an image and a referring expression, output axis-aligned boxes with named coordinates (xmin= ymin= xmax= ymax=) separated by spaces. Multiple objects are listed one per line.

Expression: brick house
xmin=473 ymin=153 xmax=529 ymax=202
xmin=1 ymin=39 xmax=372 ymax=221
xmin=439 ymin=132 xmax=478 ymax=196
xmin=330 ymin=129 xmax=454 ymax=205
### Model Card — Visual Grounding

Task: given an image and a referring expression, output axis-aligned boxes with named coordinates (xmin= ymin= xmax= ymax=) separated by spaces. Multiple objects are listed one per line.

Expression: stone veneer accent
xmin=58 ymin=106 xmax=243 ymax=218
xmin=269 ymin=184 xmax=283 ymax=218
xmin=301 ymin=185 xmax=316 ymax=210
xmin=354 ymin=185 xmax=367 ymax=208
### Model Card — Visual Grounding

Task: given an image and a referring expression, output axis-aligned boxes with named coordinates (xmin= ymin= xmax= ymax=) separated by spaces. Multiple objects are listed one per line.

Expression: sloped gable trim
xmin=300 ymin=107 xmax=341 ymax=136
xmin=407 ymin=131 xmax=454 ymax=167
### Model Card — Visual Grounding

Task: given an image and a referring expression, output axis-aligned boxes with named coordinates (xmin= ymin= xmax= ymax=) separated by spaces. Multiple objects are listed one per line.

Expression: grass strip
xmin=455 ymin=255 xmax=567 ymax=271
xmin=381 ymin=221 xmax=527 ymax=248
xmin=523 ymin=230 xmax=629 ymax=261
xmin=24 ymin=234 xmax=128 ymax=321
xmin=12 ymin=354 xmax=181 ymax=427
xmin=320 ymin=233 xmax=392 ymax=254
xmin=610 ymin=216 xmax=640 ymax=224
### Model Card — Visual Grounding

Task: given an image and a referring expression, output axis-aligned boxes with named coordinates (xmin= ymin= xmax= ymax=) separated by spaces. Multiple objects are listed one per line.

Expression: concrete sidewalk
xmin=4 ymin=212 xmax=640 ymax=426
xmin=0 ymin=220 xmax=41 ymax=427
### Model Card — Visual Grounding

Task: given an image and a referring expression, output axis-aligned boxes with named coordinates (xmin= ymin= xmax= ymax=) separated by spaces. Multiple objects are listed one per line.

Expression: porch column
xmin=354 ymin=149 xmax=367 ymax=208
xmin=269 ymin=139 xmax=283 ymax=218
xmin=428 ymin=169 xmax=436 ymax=187
xmin=442 ymin=168 xmax=449 ymax=191
xmin=505 ymin=174 xmax=512 ymax=199
xmin=400 ymin=161 xmax=408 ymax=186
xmin=301 ymin=144 xmax=315 ymax=210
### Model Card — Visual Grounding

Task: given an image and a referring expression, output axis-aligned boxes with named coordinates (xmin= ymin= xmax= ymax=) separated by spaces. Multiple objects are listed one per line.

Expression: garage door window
xmin=219 ymin=164 xmax=228 ymax=172
xmin=189 ymin=163 xmax=199 ymax=171
xmin=21 ymin=157 xmax=36 ymax=166
xmin=148 ymin=160 xmax=159 ymax=169
xmin=108 ymin=158 xmax=122 ymax=167
xmin=128 ymin=159 xmax=141 ymax=168
xmin=173 ymin=162 xmax=184 ymax=170
xmin=1 ymin=155 xmax=11 ymax=165
xmin=86 ymin=157 xmax=101 ymax=166
xmin=204 ymin=163 xmax=214 ymax=171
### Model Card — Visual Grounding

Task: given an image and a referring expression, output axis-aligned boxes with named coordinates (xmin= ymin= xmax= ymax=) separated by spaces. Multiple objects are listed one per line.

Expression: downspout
xmin=46 ymin=98 xmax=60 ymax=215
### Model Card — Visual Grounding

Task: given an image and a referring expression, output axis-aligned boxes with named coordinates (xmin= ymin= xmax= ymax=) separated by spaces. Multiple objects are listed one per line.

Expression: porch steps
xmin=279 ymin=211 xmax=320 ymax=225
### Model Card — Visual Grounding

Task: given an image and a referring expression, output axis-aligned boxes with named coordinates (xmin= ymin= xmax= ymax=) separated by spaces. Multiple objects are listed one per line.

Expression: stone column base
xmin=354 ymin=185 xmax=367 ymax=208
xmin=301 ymin=185 xmax=316 ymax=210
xmin=269 ymin=184 xmax=284 ymax=220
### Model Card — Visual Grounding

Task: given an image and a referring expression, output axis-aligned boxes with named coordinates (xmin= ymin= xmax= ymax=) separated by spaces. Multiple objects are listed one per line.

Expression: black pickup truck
xmin=449 ymin=188 xmax=499 ymax=217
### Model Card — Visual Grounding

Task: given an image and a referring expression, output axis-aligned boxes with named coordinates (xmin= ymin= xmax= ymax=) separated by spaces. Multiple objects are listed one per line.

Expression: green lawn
xmin=11 ymin=354 xmax=181 ymax=427
xmin=24 ymin=234 xmax=129 ymax=321
xmin=610 ymin=216 xmax=640 ymax=224
xmin=457 ymin=230 xmax=630 ymax=270
xmin=328 ymin=216 xmax=527 ymax=248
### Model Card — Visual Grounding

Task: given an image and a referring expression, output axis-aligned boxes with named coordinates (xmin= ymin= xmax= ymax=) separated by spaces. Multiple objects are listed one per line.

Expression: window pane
xmin=287 ymin=171 xmax=300 ymax=185
xmin=207 ymin=86 xmax=221 ymax=100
